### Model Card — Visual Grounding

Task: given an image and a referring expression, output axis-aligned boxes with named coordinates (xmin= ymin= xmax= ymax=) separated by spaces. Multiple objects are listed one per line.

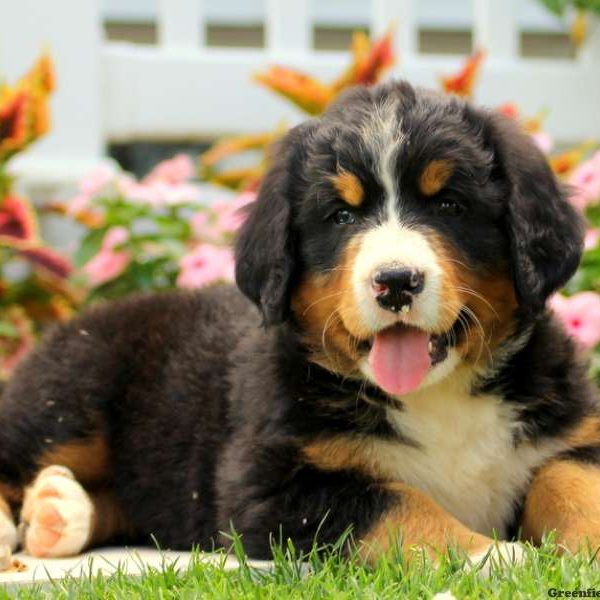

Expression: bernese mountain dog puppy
xmin=0 ymin=81 xmax=596 ymax=566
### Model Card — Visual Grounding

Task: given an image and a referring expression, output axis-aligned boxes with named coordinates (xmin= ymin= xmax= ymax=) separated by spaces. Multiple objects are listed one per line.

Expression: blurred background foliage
xmin=1 ymin=29 xmax=599 ymax=383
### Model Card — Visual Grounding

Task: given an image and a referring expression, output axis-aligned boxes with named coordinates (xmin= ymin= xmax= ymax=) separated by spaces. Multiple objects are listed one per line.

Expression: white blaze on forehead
xmin=359 ymin=96 xmax=405 ymax=221
xmin=350 ymin=220 xmax=443 ymax=333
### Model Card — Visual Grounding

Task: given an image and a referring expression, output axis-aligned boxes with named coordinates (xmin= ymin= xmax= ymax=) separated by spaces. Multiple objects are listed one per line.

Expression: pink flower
xmin=117 ymin=177 xmax=200 ymax=207
xmin=80 ymin=165 xmax=114 ymax=196
xmin=190 ymin=212 xmax=209 ymax=238
xmin=585 ymin=228 xmax=600 ymax=251
xmin=83 ymin=226 xmax=130 ymax=286
xmin=213 ymin=191 xmax=257 ymax=234
xmin=550 ymin=292 xmax=600 ymax=349
xmin=568 ymin=151 xmax=600 ymax=211
xmin=68 ymin=165 xmax=114 ymax=214
xmin=145 ymin=154 xmax=194 ymax=185
xmin=190 ymin=193 xmax=256 ymax=242
xmin=176 ymin=244 xmax=235 ymax=288
xmin=530 ymin=131 xmax=553 ymax=154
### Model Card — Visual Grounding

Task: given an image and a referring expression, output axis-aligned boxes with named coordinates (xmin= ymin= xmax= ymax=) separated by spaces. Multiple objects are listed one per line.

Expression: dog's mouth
xmin=357 ymin=313 xmax=465 ymax=396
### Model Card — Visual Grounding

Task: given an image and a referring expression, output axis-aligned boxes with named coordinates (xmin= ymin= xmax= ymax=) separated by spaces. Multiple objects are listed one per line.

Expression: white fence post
xmin=0 ymin=0 xmax=106 ymax=189
xmin=473 ymin=0 xmax=518 ymax=60
xmin=265 ymin=0 xmax=311 ymax=53
xmin=370 ymin=0 xmax=417 ymax=60
xmin=158 ymin=0 xmax=205 ymax=49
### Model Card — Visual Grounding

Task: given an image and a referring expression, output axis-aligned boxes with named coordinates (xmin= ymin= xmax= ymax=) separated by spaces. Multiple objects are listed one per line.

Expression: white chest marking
xmin=370 ymin=380 xmax=563 ymax=536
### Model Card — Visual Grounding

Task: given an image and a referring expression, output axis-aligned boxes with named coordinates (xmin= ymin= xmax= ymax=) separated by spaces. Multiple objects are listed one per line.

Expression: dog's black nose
xmin=372 ymin=268 xmax=425 ymax=313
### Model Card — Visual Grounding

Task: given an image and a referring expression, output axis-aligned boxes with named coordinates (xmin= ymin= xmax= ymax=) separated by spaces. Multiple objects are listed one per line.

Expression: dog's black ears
xmin=235 ymin=122 xmax=314 ymax=325
xmin=488 ymin=112 xmax=584 ymax=315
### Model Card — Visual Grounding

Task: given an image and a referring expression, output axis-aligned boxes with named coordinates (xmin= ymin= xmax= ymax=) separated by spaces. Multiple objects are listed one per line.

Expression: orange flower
xmin=550 ymin=141 xmax=596 ymax=177
xmin=332 ymin=31 xmax=395 ymax=91
xmin=497 ymin=102 xmax=520 ymax=120
xmin=570 ymin=9 xmax=587 ymax=49
xmin=22 ymin=295 xmax=75 ymax=323
xmin=21 ymin=51 xmax=56 ymax=94
xmin=255 ymin=66 xmax=333 ymax=115
xmin=0 ymin=195 xmax=39 ymax=246
xmin=44 ymin=201 xmax=105 ymax=229
xmin=441 ymin=50 xmax=485 ymax=98
xmin=29 ymin=90 xmax=50 ymax=138
xmin=0 ymin=52 xmax=55 ymax=161
xmin=200 ymin=131 xmax=279 ymax=170
xmin=200 ymin=129 xmax=281 ymax=190
xmin=0 ymin=91 xmax=30 ymax=159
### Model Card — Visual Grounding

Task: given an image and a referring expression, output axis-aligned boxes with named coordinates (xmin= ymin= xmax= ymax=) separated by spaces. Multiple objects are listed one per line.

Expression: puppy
xmin=0 ymin=81 xmax=596 ymax=566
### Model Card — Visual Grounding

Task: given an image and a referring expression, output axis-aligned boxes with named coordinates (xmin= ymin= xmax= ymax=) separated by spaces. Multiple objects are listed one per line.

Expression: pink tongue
xmin=368 ymin=326 xmax=431 ymax=396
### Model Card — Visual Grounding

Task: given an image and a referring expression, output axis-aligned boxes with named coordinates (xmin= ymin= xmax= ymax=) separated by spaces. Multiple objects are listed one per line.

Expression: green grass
xmin=2 ymin=536 xmax=600 ymax=599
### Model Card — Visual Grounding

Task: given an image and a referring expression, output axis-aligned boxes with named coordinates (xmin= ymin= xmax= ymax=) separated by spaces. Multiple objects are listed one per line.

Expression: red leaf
xmin=0 ymin=195 xmax=38 ymax=245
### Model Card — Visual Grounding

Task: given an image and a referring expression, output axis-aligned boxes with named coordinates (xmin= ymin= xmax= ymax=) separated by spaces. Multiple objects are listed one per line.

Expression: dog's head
xmin=235 ymin=81 xmax=584 ymax=396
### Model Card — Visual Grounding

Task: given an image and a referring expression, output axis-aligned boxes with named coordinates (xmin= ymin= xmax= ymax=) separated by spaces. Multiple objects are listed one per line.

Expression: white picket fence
xmin=1 ymin=0 xmax=599 ymax=194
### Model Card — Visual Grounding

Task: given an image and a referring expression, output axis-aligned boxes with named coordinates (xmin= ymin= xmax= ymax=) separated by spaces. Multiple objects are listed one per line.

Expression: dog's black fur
xmin=1 ymin=81 xmax=598 ymax=561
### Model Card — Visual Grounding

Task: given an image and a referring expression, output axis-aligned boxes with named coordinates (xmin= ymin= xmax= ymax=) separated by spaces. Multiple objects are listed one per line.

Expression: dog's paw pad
xmin=0 ymin=511 xmax=17 ymax=551
xmin=21 ymin=465 xmax=93 ymax=558
xmin=466 ymin=541 xmax=526 ymax=577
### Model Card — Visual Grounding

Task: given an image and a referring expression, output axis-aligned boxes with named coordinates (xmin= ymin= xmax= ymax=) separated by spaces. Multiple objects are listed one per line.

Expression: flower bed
xmin=1 ymin=41 xmax=600 ymax=383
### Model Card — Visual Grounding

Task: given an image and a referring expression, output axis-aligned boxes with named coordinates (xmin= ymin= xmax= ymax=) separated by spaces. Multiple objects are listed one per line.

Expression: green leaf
xmin=155 ymin=216 xmax=191 ymax=239
xmin=73 ymin=227 xmax=108 ymax=268
xmin=537 ymin=0 xmax=569 ymax=16
xmin=0 ymin=321 xmax=19 ymax=338
xmin=574 ymin=0 xmax=600 ymax=15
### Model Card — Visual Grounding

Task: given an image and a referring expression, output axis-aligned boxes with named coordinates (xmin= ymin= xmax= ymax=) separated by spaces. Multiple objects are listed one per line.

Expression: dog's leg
xmin=359 ymin=482 xmax=524 ymax=571
xmin=219 ymin=463 xmax=524 ymax=573
xmin=20 ymin=465 xmax=129 ymax=558
xmin=521 ymin=458 xmax=600 ymax=553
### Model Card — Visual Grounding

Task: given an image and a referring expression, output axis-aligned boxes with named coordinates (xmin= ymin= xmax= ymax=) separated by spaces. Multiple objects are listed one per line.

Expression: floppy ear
xmin=489 ymin=113 xmax=584 ymax=315
xmin=235 ymin=122 xmax=314 ymax=325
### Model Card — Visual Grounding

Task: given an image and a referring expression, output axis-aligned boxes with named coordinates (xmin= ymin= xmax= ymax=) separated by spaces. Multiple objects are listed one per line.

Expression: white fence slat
xmin=370 ymin=0 xmax=417 ymax=59
xmin=265 ymin=0 xmax=311 ymax=53
xmin=103 ymin=45 xmax=600 ymax=143
xmin=158 ymin=0 xmax=204 ymax=48
xmin=579 ymin=14 xmax=600 ymax=66
xmin=473 ymin=0 xmax=518 ymax=60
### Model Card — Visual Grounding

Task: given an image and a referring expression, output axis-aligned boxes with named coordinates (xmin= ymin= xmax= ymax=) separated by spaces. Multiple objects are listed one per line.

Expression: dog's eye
xmin=333 ymin=209 xmax=356 ymax=225
xmin=437 ymin=200 xmax=463 ymax=217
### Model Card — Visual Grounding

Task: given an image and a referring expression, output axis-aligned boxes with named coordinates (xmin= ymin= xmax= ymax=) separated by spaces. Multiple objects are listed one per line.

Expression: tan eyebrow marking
xmin=330 ymin=170 xmax=364 ymax=207
xmin=419 ymin=159 xmax=453 ymax=197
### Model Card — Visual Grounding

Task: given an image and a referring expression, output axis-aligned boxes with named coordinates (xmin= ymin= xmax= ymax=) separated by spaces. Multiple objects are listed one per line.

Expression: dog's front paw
xmin=466 ymin=541 xmax=526 ymax=577
xmin=20 ymin=465 xmax=93 ymax=557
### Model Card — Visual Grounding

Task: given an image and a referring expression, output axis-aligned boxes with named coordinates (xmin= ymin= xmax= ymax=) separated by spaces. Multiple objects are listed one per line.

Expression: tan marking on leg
xmin=563 ymin=415 xmax=600 ymax=447
xmin=0 ymin=483 xmax=22 ymax=506
xmin=330 ymin=170 xmax=364 ymax=207
xmin=418 ymin=160 xmax=453 ymax=197
xmin=303 ymin=437 xmax=376 ymax=477
xmin=359 ymin=482 xmax=493 ymax=564
xmin=38 ymin=433 xmax=110 ymax=486
xmin=88 ymin=488 xmax=132 ymax=547
xmin=521 ymin=460 xmax=600 ymax=553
